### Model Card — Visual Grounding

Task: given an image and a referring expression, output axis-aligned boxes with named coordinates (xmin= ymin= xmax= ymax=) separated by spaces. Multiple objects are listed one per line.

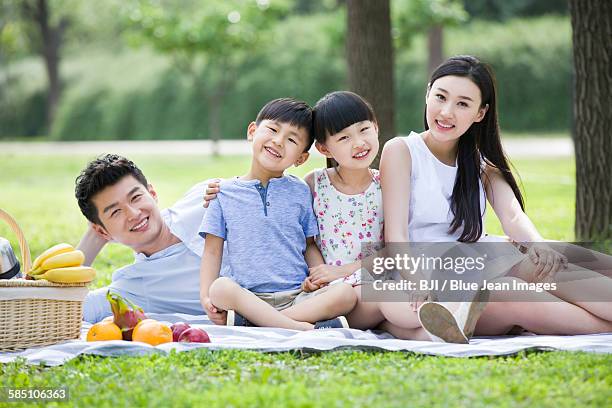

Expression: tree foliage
xmin=464 ymin=0 xmax=567 ymax=21
xmin=122 ymin=0 xmax=289 ymax=146
xmin=392 ymin=0 xmax=467 ymax=49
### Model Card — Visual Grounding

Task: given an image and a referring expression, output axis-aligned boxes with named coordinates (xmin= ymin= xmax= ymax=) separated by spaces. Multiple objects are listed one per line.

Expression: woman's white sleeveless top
xmin=402 ymin=132 xmax=486 ymax=242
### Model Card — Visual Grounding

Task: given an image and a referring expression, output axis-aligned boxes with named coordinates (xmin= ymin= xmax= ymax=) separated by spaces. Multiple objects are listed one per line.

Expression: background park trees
xmin=1 ymin=0 xmax=607 ymax=240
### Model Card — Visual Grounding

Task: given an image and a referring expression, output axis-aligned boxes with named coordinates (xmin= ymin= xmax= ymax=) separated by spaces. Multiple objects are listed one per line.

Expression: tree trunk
xmin=207 ymin=92 xmax=223 ymax=157
xmin=427 ymin=25 xmax=444 ymax=77
xmin=346 ymin=0 xmax=396 ymax=169
xmin=569 ymin=0 xmax=612 ymax=241
xmin=24 ymin=0 xmax=67 ymax=134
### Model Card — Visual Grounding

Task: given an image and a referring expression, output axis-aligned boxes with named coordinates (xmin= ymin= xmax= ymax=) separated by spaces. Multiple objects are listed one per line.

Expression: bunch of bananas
xmin=27 ymin=243 xmax=96 ymax=283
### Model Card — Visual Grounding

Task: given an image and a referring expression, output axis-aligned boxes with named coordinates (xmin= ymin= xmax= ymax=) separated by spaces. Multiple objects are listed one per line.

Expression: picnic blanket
xmin=2 ymin=313 xmax=611 ymax=366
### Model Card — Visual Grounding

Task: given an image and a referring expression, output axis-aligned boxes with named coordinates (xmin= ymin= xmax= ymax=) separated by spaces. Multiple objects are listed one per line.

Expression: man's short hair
xmin=255 ymin=98 xmax=314 ymax=151
xmin=75 ymin=154 xmax=148 ymax=225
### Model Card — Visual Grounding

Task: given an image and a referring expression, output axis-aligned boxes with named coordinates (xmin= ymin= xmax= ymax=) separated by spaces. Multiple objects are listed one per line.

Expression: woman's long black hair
xmin=425 ymin=55 xmax=524 ymax=242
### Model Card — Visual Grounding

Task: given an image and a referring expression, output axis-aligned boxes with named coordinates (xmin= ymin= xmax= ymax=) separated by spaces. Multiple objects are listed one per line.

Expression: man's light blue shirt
xmin=83 ymin=181 xmax=211 ymax=323
xmin=199 ymin=175 xmax=319 ymax=293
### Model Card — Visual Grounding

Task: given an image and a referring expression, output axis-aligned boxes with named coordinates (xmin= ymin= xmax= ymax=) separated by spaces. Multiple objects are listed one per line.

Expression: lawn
xmin=1 ymin=152 xmax=610 ymax=407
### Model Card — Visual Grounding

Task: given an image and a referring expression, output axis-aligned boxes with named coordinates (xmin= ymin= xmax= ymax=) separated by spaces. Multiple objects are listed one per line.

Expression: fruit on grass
xmin=178 ymin=328 xmax=211 ymax=343
xmin=87 ymin=320 xmax=123 ymax=342
xmin=132 ymin=319 xmax=173 ymax=346
xmin=170 ymin=322 xmax=191 ymax=342
xmin=34 ymin=266 xmax=96 ymax=283
xmin=29 ymin=243 xmax=74 ymax=274
xmin=39 ymin=250 xmax=85 ymax=271
xmin=106 ymin=291 xmax=147 ymax=341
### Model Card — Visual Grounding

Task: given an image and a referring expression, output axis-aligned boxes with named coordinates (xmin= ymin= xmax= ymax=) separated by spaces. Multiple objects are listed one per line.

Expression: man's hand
xmin=308 ymin=264 xmax=348 ymax=286
xmin=301 ymin=276 xmax=321 ymax=293
xmin=201 ymin=296 xmax=227 ymax=325
xmin=203 ymin=180 xmax=221 ymax=208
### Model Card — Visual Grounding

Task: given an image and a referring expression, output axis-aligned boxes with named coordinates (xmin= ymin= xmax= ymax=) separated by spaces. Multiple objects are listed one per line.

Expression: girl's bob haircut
xmin=313 ymin=91 xmax=377 ymax=144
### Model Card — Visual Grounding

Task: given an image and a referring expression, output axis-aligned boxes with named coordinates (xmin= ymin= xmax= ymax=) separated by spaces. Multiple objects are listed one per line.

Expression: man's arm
xmin=83 ymin=287 xmax=112 ymax=323
xmin=77 ymin=224 xmax=108 ymax=266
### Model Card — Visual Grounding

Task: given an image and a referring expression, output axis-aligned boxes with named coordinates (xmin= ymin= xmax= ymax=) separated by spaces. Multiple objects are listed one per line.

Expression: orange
xmin=132 ymin=319 xmax=173 ymax=346
xmin=87 ymin=320 xmax=122 ymax=342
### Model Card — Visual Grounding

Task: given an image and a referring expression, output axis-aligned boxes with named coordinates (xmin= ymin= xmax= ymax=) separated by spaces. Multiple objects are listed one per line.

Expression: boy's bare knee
xmin=209 ymin=277 xmax=239 ymax=306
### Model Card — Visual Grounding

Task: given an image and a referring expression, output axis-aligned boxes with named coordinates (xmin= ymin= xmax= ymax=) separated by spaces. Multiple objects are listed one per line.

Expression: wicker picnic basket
xmin=0 ymin=209 xmax=88 ymax=352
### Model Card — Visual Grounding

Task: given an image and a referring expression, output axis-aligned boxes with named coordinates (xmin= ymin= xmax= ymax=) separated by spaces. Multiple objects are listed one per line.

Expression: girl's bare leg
xmin=346 ymin=286 xmax=386 ymax=329
xmin=345 ymin=285 xmax=423 ymax=334
xmin=377 ymin=321 xmax=430 ymax=341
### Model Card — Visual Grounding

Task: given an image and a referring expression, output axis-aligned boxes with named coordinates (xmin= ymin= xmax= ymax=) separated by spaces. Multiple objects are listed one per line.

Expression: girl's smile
xmin=352 ymin=149 xmax=371 ymax=159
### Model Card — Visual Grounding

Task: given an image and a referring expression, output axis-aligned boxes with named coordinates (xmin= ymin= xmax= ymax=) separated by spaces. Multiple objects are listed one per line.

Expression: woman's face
xmin=425 ymin=75 xmax=488 ymax=143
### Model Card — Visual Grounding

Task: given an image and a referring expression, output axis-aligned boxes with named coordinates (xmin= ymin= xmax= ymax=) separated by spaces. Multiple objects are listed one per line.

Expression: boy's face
xmin=247 ymin=119 xmax=310 ymax=173
xmin=90 ymin=175 xmax=165 ymax=253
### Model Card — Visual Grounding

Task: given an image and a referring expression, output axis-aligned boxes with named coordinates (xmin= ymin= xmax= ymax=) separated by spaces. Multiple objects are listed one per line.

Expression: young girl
xmin=380 ymin=55 xmax=612 ymax=337
xmin=302 ymin=91 xmax=478 ymax=342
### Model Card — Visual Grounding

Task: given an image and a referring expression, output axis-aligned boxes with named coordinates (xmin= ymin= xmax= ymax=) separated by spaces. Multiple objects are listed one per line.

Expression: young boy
xmin=199 ymin=98 xmax=357 ymax=330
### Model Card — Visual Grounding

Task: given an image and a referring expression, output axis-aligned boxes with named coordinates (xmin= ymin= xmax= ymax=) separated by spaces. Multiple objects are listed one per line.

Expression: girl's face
xmin=316 ymin=120 xmax=379 ymax=170
xmin=425 ymin=75 xmax=488 ymax=143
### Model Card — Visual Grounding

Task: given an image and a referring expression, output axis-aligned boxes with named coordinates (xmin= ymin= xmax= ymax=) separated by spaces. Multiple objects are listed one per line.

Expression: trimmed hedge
xmin=0 ymin=15 xmax=571 ymax=140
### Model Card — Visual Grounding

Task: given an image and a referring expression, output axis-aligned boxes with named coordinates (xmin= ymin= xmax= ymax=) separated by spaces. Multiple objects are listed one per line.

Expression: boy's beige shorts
xmin=242 ymin=285 xmax=332 ymax=311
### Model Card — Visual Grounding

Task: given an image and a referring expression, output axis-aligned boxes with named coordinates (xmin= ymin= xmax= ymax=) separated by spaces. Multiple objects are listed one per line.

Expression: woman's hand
xmin=203 ymin=180 xmax=221 ymax=208
xmin=408 ymin=290 xmax=430 ymax=312
xmin=308 ymin=264 xmax=349 ymax=286
xmin=527 ymin=243 xmax=568 ymax=280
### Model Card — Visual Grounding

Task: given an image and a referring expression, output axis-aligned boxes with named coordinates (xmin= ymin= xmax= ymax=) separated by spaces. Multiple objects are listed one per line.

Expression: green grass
xmin=3 ymin=350 xmax=612 ymax=407
xmin=1 ymin=153 xmax=609 ymax=407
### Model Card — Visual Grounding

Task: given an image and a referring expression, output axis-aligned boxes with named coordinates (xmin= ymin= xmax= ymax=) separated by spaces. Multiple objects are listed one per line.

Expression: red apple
xmin=170 ymin=322 xmax=191 ymax=342
xmin=178 ymin=327 xmax=210 ymax=343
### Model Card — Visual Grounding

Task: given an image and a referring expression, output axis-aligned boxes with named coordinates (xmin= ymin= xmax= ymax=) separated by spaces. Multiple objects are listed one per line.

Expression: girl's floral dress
xmin=313 ymin=168 xmax=384 ymax=286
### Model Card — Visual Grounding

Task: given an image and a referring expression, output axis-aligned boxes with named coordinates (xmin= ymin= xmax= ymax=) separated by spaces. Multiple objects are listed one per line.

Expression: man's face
xmin=91 ymin=175 xmax=164 ymax=252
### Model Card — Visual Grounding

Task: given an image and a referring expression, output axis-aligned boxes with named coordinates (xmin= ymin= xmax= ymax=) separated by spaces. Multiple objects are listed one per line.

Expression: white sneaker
xmin=418 ymin=288 xmax=489 ymax=344
xmin=418 ymin=302 xmax=469 ymax=344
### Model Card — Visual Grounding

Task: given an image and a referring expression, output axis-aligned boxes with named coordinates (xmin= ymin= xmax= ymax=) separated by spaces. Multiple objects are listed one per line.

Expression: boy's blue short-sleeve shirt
xmin=199 ymin=175 xmax=319 ymax=293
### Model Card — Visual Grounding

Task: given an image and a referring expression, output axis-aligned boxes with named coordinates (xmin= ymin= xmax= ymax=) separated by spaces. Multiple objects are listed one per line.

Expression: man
xmin=75 ymin=154 xmax=211 ymax=323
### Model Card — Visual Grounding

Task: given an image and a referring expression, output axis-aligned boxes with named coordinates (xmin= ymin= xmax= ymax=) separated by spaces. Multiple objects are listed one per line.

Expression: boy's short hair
xmin=255 ymin=98 xmax=314 ymax=151
xmin=75 ymin=154 xmax=148 ymax=226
